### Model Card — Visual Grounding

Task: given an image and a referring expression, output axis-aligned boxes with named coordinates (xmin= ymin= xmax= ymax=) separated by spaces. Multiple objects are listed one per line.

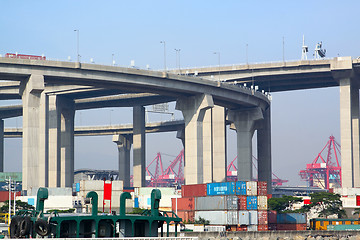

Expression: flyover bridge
xmin=177 ymin=57 xmax=360 ymax=188
xmin=0 ymin=57 xmax=271 ymax=192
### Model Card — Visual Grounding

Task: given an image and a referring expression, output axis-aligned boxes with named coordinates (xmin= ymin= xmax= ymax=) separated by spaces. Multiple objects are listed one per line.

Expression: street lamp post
xmin=174 ymin=49 xmax=181 ymax=74
xmin=74 ymin=29 xmax=80 ymax=62
xmin=213 ymin=52 xmax=221 ymax=81
xmin=7 ymin=177 xmax=11 ymax=224
xmin=160 ymin=41 xmax=167 ymax=71
xmin=112 ymin=53 xmax=115 ymax=66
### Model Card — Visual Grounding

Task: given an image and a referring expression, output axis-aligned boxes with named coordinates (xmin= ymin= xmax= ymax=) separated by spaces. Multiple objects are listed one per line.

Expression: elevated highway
xmin=0 ymin=57 xmax=271 ymax=191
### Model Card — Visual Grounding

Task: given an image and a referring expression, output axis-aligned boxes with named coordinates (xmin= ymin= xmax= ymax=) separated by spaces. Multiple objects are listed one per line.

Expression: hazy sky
xmin=1 ymin=1 xmax=359 ymax=186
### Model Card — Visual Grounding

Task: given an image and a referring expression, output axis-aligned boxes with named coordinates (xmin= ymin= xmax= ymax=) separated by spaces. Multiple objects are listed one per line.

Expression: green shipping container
xmin=327 ymin=224 xmax=360 ymax=230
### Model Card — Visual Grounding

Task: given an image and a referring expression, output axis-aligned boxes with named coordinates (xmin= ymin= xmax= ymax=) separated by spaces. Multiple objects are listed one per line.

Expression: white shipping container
xmin=257 ymin=196 xmax=268 ymax=210
xmin=238 ymin=211 xmax=250 ymax=225
xmin=195 ymin=211 xmax=227 ymax=225
xmin=204 ymin=225 xmax=226 ymax=232
xmin=247 ymin=225 xmax=258 ymax=231
xmin=334 ymin=188 xmax=360 ymax=196
xmin=195 ymin=196 xmax=226 ymax=211
xmin=342 ymin=196 xmax=357 ymax=208
xmin=246 ymin=181 xmax=258 ymax=196
xmin=249 ymin=211 xmax=258 ymax=225
xmin=226 ymin=196 xmax=238 ymax=210
xmin=137 ymin=187 xmax=175 ymax=196
xmin=227 ymin=211 xmax=238 ymax=225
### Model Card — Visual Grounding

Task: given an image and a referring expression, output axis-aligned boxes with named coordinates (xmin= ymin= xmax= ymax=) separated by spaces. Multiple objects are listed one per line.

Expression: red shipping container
xmin=237 ymin=225 xmax=247 ymax=231
xmin=357 ymin=196 xmax=360 ymax=206
xmin=303 ymin=199 xmax=311 ymax=205
xmin=276 ymin=223 xmax=307 ymax=230
xmin=268 ymin=223 xmax=277 ymax=231
xmin=258 ymin=224 xmax=268 ymax=231
xmin=257 ymin=181 xmax=267 ymax=196
xmin=181 ymin=184 xmax=207 ymax=197
xmin=0 ymin=191 xmax=21 ymax=202
xmin=258 ymin=210 xmax=268 ymax=225
xmin=171 ymin=197 xmax=195 ymax=211
xmin=268 ymin=210 xmax=277 ymax=224
xmin=238 ymin=196 xmax=247 ymax=210
xmin=175 ymin=210 xmax=195 ymax=222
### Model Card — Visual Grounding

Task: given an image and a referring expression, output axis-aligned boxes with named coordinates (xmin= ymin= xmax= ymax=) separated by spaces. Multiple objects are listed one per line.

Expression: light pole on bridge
xmin=213 ymin=52 xmax=221 ymax=81
xmin=160 ymin=41 xmax=167 ymax=71
xmin=74 ymin=29 xmax=80 ymax=62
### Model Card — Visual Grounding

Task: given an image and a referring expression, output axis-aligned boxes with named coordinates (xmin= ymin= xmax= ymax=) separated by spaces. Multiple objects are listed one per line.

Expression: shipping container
xmin=268 ymin=210 xmax=277 ymax=224
xmin=247 ymin=196 xmax=258 ymax=210
xmin=226 ymin=195 xmax=238 ymax=210
xmin=258 ymin=210 xmax=268 ymax=225
xmin=277 ymin=213 xmax=307 ymax=224
xmin=207 ymin=182 xmax=235 ymax=196
xmin=258 ymin=224 xmax=268 ymax=231
xmin=176 ymin=211 xmax=195 ymax=222
xmin=247 ymin=225 xmax=258 ymax=231
xmin=238 ymin=196 xmax=247 ymax=210
xmin=182 ymin=184 xmax=207 ymax=197
xmin=195 ymin=196 xmax=226 ymax=211
xmin=257 ymin=181 xmax=267 ymax=196
xmin=237 ymin=225 xmax=247 ymax=231
xmin=235 ymin=181 xmax=247 ymax=195
xmin=327 ymin=224 xmax=360 ymax=230
xmin=246 ymin=181 xmax=258 ymax=196
xmin=276 ymin=223 xmax=307 ymax=231
xmin=195 ymin=211 xmax=227 ymax=225
xmin=257 ymin=196 xmax=268 ymax=210
xmin=171 ymin=197 xmax=194 ymax=211
xmin=268 ymin=223 xmax=277 ymax=230
xmin=0 ymin=191 xmax=21 ymax=202
xmin=204 ymin=225 xmax=226 ymax=232
xmin=249 ymin=211 xmax=258 ymax=225
xmin=227 ymin=211 xmax=238 ymax=225
xmin=238 ymin=211 xmax=250 ymax=225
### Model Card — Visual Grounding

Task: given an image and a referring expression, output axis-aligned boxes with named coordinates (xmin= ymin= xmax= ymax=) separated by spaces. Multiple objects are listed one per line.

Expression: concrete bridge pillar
xmin=203 ymin=106 xmax=227 ymax=183
xmin=228 ymin=107 xmax=263 ymax=181
xmin=48 ymin=95 xmax=75 ymax=188
xmin=133 ymin=106 xmax=146 ymax=187
xmin=113 ymin=134 xmax=132 ymax=188
xmin=0 ymin=119 xmax=3 ymax=172
xmin=20 ymin=74 xmax=47 ymax=191
xmin=176 ymin=94 xmax=214 ymax=185
xmin=257 ymin=106 xmax=272 ymax=193
xmin=332 ymin=57 xmax=360 ymax=188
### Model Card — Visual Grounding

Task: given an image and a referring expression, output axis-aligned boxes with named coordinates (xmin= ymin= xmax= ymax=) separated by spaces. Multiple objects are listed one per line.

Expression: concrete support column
xmin=20 ymin=74 xmax=47 ymax=191
xmin=176 ymin=94 xmax=214 ymax=185
xmin=332 ymin=57 xmax=359 ymax=188
xmin=60 ymin=98 xmax=75 ymax=188
xmin=113 ymin=134 xmax=132 ymax=188
xmin=0 ymin=119 xmax=3 ymax=172
xmin=202 ymin=109 xmax=212 ymax=183
xmin=228 ymin=108 xmax=263 ymax=181
xmin=48 ymin=95 xmax=75 ymax=188
xmin=133 ymin=106 xmax=146 ymax=187
xmin=48 ymin=95 xmax=61 ymax=187
xmin=212 ymin=106 xmax=227 ymax=182
xmin=257 ymin=107 xmax=272 ymax=193
xmin=339 ymin=77 xmax=360 ymax=188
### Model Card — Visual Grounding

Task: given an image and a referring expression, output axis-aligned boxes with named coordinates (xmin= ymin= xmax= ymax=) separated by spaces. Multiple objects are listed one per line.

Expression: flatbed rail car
xmin=10 ymin=187 xmax=181 ymax=238
xmin=310 ymin=218 xmax=360 ymax=230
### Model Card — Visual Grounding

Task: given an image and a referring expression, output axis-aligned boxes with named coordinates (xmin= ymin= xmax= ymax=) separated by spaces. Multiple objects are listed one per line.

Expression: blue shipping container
xmin=247 ymin=196 xmax=258 ymax=210
xmin=207 ymin=182 xmax=235 ymax=196
xmin=277 ymin=213 xmax=307 ymax=224
xmin=236 ymin=181 xmax=247 ymax=195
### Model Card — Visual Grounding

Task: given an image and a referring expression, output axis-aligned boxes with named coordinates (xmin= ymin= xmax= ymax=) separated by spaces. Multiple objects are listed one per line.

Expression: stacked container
xmin=172 ymin=181 xmax=269 ymax=231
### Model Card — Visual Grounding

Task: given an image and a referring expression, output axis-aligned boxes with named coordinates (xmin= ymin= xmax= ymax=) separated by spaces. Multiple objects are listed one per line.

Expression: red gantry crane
xmin=226 ymin=156 xmax=288 ymax=186
xmin=299 ymin=135 xmax=341 ymax=190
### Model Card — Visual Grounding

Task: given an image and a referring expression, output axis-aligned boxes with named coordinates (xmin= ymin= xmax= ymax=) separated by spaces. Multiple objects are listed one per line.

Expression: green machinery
xmin=10 ymin=187 xmax=181 ymax=238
